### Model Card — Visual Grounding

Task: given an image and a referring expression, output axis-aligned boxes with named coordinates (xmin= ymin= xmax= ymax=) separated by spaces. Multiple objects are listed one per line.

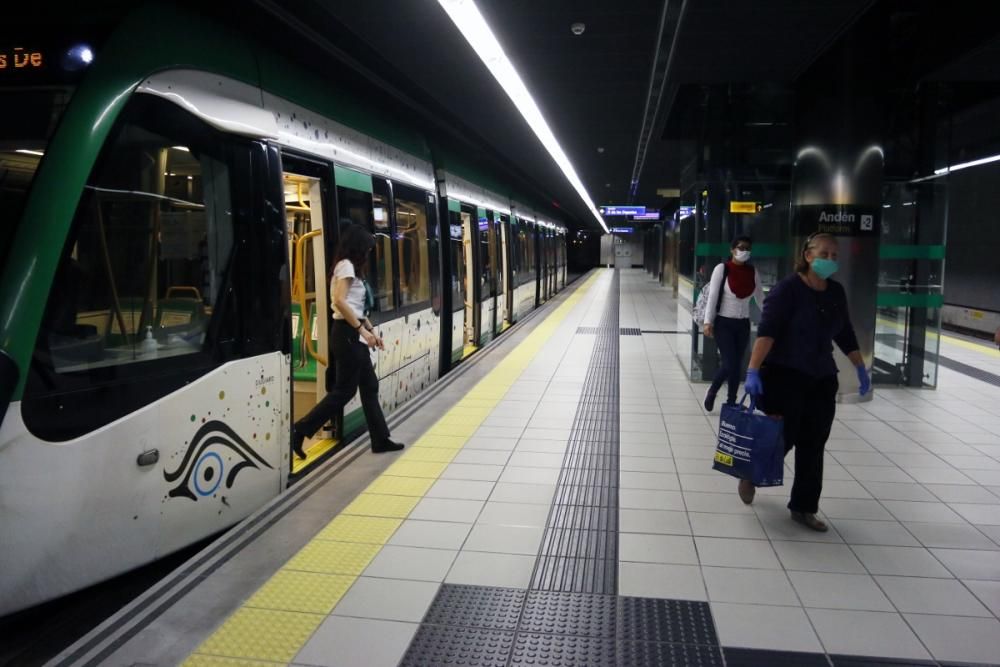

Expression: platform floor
xmin=61 ymin=269 xmax=1000 ymax=667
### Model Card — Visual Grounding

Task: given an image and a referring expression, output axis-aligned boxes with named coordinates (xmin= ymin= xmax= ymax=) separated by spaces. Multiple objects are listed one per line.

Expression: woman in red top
xmin=702 ymin=236 xmax=765 ymax=410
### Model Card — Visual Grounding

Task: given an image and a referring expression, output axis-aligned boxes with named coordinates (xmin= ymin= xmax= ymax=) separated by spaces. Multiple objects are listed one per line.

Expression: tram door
xmin=492 ymin=212 xmax=507 ymax=335
xmin=460 ymin=204 xmax=479 ymax=356
xmin=283 ymin=162 xmax=332 ymax=469
xmin=477 ymin=208 xmax=497 ymax=345
xmin=501 ymin=216 xmax=514 ymax=327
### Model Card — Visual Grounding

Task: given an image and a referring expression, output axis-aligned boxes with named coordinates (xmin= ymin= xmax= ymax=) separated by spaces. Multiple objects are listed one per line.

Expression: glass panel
xmin=493 ymin=213 xmax=505 ymax=296
xmin=35 ymin=99 xmax=233 ymax=373
xmin=0 ymin=87 xmax=75 ymax=272
xmin=449 ymin=209 xmax=464 ymax=311
xmin=393 ymin=190 xmax=430 ymax=307
xmin=370 ymin=180 xmax=395 ymax=312
xmin=478 ymin=209 xmax=493 ymax=298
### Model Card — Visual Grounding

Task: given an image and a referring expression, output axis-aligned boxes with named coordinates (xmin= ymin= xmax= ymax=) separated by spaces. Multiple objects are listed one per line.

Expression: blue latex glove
xmin=745 ymin=368 xmax=763 ymax=397
xmin=856 ymin=364 xmax=871 ymax=396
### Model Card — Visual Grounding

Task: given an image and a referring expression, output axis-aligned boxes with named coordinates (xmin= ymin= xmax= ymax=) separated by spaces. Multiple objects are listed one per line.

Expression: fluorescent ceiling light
xmin=934 ymin=152 xmax=1000 ymax=175
xmin=15 ymin=149 xmax=44 ymax=156
xmin=437 ymin=0 xmax=609 ymax=234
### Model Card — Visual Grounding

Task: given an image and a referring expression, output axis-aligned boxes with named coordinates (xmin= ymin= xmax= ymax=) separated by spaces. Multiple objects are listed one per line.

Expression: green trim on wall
xmin=695 ymin=242 xmax=788 ymax=257
xmin=448 ymin=198 xmax=461 ymax=213
xmin=876 ymin=293 xmax=945 ymax=308
xmin=334 ymin=165 xmax=374 ymax=194
xmin=879 ymin=245 xmax=946 ymax=260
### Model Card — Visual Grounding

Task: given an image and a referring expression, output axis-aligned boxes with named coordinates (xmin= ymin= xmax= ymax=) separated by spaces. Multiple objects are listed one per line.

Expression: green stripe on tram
xmin=334 ymin=165 xmax=374 ymax=194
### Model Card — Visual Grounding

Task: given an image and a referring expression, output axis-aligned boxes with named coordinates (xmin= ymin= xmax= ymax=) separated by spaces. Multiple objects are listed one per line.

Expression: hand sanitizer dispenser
xmin=141 ymin=326 xmax=158 ymax=358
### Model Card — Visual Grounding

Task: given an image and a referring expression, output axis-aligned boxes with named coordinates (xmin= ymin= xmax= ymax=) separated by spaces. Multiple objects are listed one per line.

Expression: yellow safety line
xmin=183 ymin=271 xmax=604 ymax=666
xmin=876 ymin=316 xmax=1000 ymax=360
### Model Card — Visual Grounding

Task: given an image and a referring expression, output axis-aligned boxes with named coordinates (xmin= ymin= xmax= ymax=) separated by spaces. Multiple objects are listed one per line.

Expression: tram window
xmin=393 ymin=189 xmax=431 ymax=307
xmin=522 ymin=225 xmax=534 ymax=283
xmin=29 ymin=95 xmax=235 ymax=376
xmin=494 ymin=214 xmax=506 ymax=296
xmin=336 ymin=183 xmax=394 ymax=315
xmin=478 ymin=211 xmax=494 ymax=298
xmin=372 ymin=180 xmax=396 ymax=312
xmin=510 ymin=219 xmax=521 ymax=282
xmin=0 ymin=88 xmax=75 ymax=272
xmin=448 ymin=209 xmax=464 ymax=311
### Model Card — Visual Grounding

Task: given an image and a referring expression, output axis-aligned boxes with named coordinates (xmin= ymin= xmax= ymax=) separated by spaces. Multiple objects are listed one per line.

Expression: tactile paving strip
xmin=619 ymin=640 xmax=725 ymax=667
xmin=422 ymin=584 xmax=526 ymax=632
xmin=510 ymin=633 xmax=617 ymax=666
xmin=533 ymin=271 xmax=621 ymax=594
xmin=519 ymin=590 xmax=617 ymax=638
xmin=399 ymin=624 xmax=515 ymax=667
xmin=618 ymin=597 xmax=718 ymax=646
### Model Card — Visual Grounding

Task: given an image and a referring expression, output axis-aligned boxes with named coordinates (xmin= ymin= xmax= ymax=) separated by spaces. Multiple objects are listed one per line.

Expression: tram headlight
xmin=62 ymin=43 xmax=94 ymax=72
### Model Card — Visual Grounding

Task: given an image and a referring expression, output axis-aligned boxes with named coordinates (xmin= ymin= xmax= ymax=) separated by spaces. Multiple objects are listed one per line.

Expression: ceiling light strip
xmin=437 ymin=0 xmax=608 ymax=233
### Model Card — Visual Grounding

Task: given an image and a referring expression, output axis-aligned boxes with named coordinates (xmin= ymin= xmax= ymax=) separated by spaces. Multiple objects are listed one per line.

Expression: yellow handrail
xmin=295 ymin=229 xmax=327 ymax=366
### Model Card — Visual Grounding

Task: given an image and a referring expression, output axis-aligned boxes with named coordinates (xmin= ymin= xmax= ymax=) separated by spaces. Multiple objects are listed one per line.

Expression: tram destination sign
xmin=599 ymin=205 xmax=645 ymax=216
xmin=0 ymin=46 xmax=43 ymax=70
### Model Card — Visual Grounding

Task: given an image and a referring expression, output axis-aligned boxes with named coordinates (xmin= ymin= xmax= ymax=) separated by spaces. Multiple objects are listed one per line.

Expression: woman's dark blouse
xmin=757 ymin=273 xmax=860 ymax=378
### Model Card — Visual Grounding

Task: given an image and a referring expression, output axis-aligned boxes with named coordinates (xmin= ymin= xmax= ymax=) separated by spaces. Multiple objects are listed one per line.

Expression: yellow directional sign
xmin=730 ymin=201 xmax=760 ymax=214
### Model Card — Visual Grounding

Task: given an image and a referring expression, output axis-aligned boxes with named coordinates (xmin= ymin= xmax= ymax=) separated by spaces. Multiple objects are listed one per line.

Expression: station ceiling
xmin=253 ymin=0 xmax=997 ymax=231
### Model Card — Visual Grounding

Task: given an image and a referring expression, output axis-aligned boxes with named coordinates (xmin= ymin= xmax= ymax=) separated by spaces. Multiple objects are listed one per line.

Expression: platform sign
xmin=600 ymin=205 xmax=645 ymax=216
xmin=633 ymin=212 xmax=660 ymax=220
xmin=730 ymin=201 xmax=761 ymax=214
xmin=609 ymin=227 xmax=634 ymax=233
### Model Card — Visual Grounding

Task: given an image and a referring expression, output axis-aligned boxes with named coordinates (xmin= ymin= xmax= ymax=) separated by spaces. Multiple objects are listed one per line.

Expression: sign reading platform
xmin=600 ymin=205 xmax=645 ymax=216
xmin=792 ymin=205 xmax=880 ymax=237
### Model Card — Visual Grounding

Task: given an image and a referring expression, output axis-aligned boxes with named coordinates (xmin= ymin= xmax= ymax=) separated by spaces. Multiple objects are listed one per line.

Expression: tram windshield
xmin=0 ymin=86 xmax=74 ymax=271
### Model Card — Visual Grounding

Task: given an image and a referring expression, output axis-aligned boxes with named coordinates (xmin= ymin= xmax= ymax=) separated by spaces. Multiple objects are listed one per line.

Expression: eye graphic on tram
xmin=164 ymin=421 xmax=273 ymax=501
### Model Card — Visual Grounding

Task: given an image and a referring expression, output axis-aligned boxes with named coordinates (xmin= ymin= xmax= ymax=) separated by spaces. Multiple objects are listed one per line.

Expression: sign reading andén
xmin=792 ymin=205 xmax=879 ymax=237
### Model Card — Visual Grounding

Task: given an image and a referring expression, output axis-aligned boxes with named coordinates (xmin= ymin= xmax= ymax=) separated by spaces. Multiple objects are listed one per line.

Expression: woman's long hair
xmin=795 ymin=232 xmax=836 ymax=274
xmin=332 ymin=222 xmax=375 ymax=278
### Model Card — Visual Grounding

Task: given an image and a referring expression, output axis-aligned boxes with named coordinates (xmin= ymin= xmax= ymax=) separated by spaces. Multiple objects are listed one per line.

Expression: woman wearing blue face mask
xmin=741 ymin=232 xmax=870 ymax=531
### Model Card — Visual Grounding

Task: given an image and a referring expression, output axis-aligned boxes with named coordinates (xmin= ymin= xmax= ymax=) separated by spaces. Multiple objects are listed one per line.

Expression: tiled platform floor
xmin=81 ymin=269 xmax=1000 ymax=667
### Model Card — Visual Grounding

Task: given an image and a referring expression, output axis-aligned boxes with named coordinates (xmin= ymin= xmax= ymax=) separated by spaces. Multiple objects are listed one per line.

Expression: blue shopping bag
xmin=712 ymin=395 xmax=785 ymax=487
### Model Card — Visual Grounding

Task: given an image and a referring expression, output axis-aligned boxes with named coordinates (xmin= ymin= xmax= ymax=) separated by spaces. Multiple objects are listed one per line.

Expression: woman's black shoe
xmin=372 ymin=439 xmax=404 ymax=453
xmin=292 ymin=429 xmax=307 ymax=459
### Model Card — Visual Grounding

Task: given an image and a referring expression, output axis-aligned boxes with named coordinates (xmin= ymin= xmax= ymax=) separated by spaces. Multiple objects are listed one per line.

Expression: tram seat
xmin=291 ymin=302 xmax=317 ymax=383
xmin=155 ymin=288 xmax=207 ymax=344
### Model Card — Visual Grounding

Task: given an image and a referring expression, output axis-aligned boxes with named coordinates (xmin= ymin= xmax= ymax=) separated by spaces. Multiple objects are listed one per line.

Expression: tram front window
xmin=31 ymin=94 xmax=236 ymax=374
xmin=0 ymin=87 xmax=74 ymax=272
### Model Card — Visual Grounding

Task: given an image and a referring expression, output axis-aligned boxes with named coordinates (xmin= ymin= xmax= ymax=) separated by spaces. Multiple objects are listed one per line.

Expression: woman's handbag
xmin=712 ymin=394 xmax=784 ymax=487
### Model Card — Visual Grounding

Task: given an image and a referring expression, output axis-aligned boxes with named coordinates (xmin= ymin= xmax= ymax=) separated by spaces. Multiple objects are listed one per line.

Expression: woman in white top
xmin=702 ymin=235 xmax=765 ymax=411
xmin=292 ymin=224 xmax=403 ymax=457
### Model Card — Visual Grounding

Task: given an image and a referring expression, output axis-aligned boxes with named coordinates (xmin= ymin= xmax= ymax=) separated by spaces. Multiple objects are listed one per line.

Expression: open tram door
xmin=501 ymin=214 xmax=515 ymax=328
xmin=459 ymin=203 xmax=479 ymax=358
xmin=281 ymin=157 xmax=337 ymax=474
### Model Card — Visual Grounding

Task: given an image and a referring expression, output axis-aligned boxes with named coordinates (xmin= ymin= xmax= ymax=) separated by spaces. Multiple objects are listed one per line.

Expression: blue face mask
xmin=811 ymin=258 xmax=839 ymax=279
